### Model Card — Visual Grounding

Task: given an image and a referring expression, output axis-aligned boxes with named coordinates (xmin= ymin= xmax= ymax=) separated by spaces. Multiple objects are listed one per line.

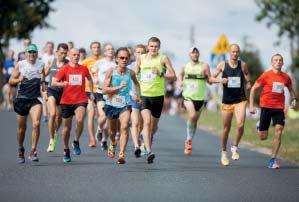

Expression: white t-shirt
xmin=18 ymin=60 xmax=45 ymax=80
xmin=92 ymin=58 xmax=116 ymax=93
xmin=41 ymin=53 xmax=55 ymax=82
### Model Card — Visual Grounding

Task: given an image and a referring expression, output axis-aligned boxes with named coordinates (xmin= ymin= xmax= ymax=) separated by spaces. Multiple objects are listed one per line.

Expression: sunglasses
xmin=118 ymin=56 xmax=129 ymax=60
xmin=28 ymin=51 xmax=37 ymax=53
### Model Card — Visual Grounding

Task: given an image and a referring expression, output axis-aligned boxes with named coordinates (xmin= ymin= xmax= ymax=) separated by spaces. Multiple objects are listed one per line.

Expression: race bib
xmin=272 ymin=82 xmax=284 ymax=94
xmin=142 ymin=72 xmax=156 ymax=82
xmin=228 ymin=77 xmax=241 ymax=88
xmin=69 ymin=74 xmax=82 ymax=85
xmin=186 ymin=81 xmax=198 ymax=92
xmin=110 ymin=94 xmax=126 ymax=108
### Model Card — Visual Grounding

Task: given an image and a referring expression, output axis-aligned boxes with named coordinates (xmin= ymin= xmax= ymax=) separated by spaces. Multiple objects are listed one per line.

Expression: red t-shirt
xmin=256 ymin=69 xmax=292 ymax=109
xmin=55 ymin=64 xmax=91 ymax=104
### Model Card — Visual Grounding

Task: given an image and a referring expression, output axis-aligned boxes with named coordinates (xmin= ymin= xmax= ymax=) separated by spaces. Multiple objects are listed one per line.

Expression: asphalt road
xmin=0 ymin=111 xmax=298 ymax=202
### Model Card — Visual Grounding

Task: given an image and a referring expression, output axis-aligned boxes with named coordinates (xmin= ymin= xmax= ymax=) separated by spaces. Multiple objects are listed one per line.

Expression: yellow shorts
xmin=221 ymin=101 xmax=247 ymax=113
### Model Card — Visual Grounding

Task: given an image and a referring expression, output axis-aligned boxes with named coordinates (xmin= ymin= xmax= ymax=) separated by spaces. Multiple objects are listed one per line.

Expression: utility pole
xmin=189 ymin=24 xmax=195 ymax=47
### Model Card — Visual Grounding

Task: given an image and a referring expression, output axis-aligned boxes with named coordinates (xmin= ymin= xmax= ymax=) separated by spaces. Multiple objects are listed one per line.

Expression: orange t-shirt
xmin=81 ymin=56 xmax=102 ymax=92
xmin=256 ymin=69 xmax=292 ymax=109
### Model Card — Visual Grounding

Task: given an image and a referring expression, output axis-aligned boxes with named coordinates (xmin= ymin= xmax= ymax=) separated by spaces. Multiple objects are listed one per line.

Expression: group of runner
xmin=6 ymin=37 xmax=297 ymax=168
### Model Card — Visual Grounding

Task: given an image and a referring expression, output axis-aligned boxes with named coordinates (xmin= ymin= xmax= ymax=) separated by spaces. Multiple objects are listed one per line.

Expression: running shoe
xmin=231 ymin=145 xmax=240 ymax=160
xmin=17 ymin=148 xmax=25 ymax=164
xmin=107 ymin=144 xmax=116 ymax=158
xmin=47 ymin=143 xmax=55 ymax=152
xmin=117 ymin=152 xmax=126 ymax=164
xmin=96 ymin=129 xmax=103 ymax=142
xmin=101 ymin=141 xmax=108 ymax=151
xmin=72 ymin=140 xmax=81 ymax=155
xmin=28 ymin=149 xmax=39 ymax=162
xmin=134 ymin=147 xmax=141 ymax=158
xmin=147 ymin=152 xmax=155 ymax=164
xmin=88 ymin=138 xmax=96 ymax=148
xmin=63 ymin=149 xmax=71 ymax=163
xmin=221 ymin=151 xmax=229 ymax=166
xmin=184 ymin=139 xmax=192 ymax=156
xmin=268 ymin=158 xmax=280 ymax=169
xmin=140 ymin=143 xmax=147 ymax=156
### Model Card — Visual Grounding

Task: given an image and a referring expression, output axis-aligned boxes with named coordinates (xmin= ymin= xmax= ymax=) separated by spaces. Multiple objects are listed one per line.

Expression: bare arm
xmin=161 ymin=56 xmax=177 ymax=81
xmin=202 ymin=63 xmax=225 ymax=84
xmin=44 ymin=60 xmax=53 ymax=76
xmin=102 ymin=68 xmax=126 ymax=95
xmin=211 ymin=62 xmax=227 ymax=85
xmin=134 ymin=56 xmax=141 ymax=75
xmin=249 ymin=82 xmax=262 ymax=113
xmin=288 ymin=85 xmax=297 ymax=108
xmin=130 ymin=70 xmax=141 ymax=103
xmin=241 ymin=62 xmax=251 ymax=89
xmin=8 ymin=63 xmax=23 ymax=85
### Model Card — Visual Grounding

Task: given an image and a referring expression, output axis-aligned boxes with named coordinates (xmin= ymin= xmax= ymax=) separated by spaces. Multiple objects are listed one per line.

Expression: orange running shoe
xmin=184 ymin=139 xmax=192 ymax=156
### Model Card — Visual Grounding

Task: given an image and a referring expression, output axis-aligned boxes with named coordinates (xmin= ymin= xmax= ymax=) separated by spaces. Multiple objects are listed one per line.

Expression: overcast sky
xmin=9 ymin=0 xmax=291 ymax=71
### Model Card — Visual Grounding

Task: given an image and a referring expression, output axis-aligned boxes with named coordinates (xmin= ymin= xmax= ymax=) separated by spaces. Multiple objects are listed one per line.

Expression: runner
xmin=180 ymin=47 xmax=226 ymax=155
xmin=92 ymin=43 xmax=115 ymax=151
xmin=212 ymin=44 xmax=251 ymax=166
xmin=9 ymin=44 xmax=46 ymax=163
xmin=102 ymin=47 xmax=140 ymax=164
xmin=135 ymin=37 xmax=177 ymax=163
xmin=249 ymin=54 xmax=297 ymax=169
xmin=81 ymin=41 xmax=102 ymax=147
xmin=79 ymin=48 xmax=87 ymax=65
xmin=41 ymin=41 xmax=55 ymax=123
xmin=52 ymin=48 xmax=93 ymax=162
xmin=2 ymin=50 xmax=16 ymax=111
xmin=128 ymin=44 xmax=146 ymax=157
xmin=45 ymin=43 xmax=69 ymax=152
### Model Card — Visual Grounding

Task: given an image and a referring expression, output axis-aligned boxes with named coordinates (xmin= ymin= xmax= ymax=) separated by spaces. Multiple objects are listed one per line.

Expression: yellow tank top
xmin=82 ymin=56 xmax=102 ymax=92
xmin=140 ymin=53 xmax=165 ymax=97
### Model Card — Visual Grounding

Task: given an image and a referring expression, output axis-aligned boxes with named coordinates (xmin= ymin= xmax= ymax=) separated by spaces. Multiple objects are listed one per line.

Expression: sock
xmin=49 ymin=139 xmax=54 ymax=144
xmin=186 ymin=121 xmax=196 ymax=141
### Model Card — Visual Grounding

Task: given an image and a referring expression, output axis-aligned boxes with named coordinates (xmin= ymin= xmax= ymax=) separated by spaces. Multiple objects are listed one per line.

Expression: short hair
xmin=46 ymin=41 xmax=54 ymax=47
xmin=57 ymin=43 xmax=68 ymax=51
xmin=148 ymin=37 xmax=161 ymax=45
xmin=115 ymin=47 xmax=130 ymax=57
xmin=79 ymin=48 xmax=86 ymax=54
xmin=90 ymin=41 xmax=101 ymax=49
xmin=135 ymin=44 xmax=146 ymax=52
xmin=271 ymin=53 xmax=283 ymax=62
xmin=104 ymin=43 xmax=113 ymax=51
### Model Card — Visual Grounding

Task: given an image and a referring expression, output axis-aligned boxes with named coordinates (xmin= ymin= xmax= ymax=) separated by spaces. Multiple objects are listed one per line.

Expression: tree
xmin=255 ymin=0 xmax=299 ymax=68
xmin=240 ymin=36 xmax=264 ymax=104
xmin=0 ymin=0 xmax=55 ymax=100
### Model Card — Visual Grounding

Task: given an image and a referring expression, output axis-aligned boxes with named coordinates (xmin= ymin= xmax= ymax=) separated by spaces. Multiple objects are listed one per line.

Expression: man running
xmin=45 ymin=43 xmax=69 ymax=152
xmin=212 ymin=44 xmax=251 ymax=166
xmin=92 ymin=43 xmax=116 ymax=151
xmin=41 ymin=41 xmax=55 ymax=122
xmin=52 ymin=48 xmax=93 ymax=162
xmin=249 ymin=54 xmax=297 ymax=169
xmin=128 ymin=44 xmax=146 ymax=157
xmin=9 ymin=44 xmax=46 ymax=163
xmin=102 ymin=47 xmax=140 ymax=164
xmin=180 ymin=47 xmax=225 ymax=155
xmin=135 ymin=37 xmax=177 ymax=163
xmin=81 ymin=41 xmax=102 ymax=147
xmin=2 ymin=50 xmax=15 ymax=111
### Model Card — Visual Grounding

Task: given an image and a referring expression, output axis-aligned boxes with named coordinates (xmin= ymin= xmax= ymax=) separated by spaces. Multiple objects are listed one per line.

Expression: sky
xmin=9 ymin=0 xmax=291 ymax=71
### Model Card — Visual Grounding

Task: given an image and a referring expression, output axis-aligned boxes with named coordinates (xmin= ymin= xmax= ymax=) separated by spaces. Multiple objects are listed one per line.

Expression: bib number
xmin=228 ymin=77 xmax=241 ymax=88
xmin=272 ymin=82 xmax=284 ymax=94
xmin=142 ymin=72 xmax=156 ymax=82
xmin=69 ymin=74 xmax=82 ymax=85
xmin=110 ymin=94 xmax=126 ymax=108
xmin=186 ymin=81 xmax=198 ymax=92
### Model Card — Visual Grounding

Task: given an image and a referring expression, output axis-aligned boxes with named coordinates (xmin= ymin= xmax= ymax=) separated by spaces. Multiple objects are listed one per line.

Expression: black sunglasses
xmin=28 ymin=51 xmax=37 ymax=53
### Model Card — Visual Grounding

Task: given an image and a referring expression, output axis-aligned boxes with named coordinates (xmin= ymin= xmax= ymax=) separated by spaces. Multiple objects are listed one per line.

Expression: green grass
xmin=196 ymin=110 xmax=299 ymax=164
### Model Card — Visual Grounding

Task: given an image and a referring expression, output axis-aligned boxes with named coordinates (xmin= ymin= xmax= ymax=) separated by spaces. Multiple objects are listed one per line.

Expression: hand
xmin=62 ymin=81 xmax=68 ymax=87
xmin=249 ymin=106 xmax=256 ymax=114
xmin=89 ymin=93 xmax=95 ymax=101
xmin=221 ymin=78 xmax=228 ymax=84
xmin=152 ymin=67 xmax=160 ymax=75
xmin=18 ymin=75 xmax=27 ymax=83
xmin=118 ymin=81 xmax=127 ymax=89
xmin=131 ymin=93 xmax=141 ymax=104
xmin=290 ymin=99 xmax=297 ymax=109
xmin=246 ymin=81 xmax=252 ymax=90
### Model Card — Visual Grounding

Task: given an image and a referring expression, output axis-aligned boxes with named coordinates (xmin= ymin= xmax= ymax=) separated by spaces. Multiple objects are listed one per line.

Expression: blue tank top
xmin=105 ymin=68 xmax=133 ymax=108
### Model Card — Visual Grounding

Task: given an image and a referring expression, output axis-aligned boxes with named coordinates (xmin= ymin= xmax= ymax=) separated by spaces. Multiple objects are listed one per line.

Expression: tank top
xmin=48 ymin=58 xmax=69 ymax=91
xmin=222 ymin=60 xmax=246 ymax=104
xmin=182 ymin=62 xmax=206 ymax=101
xmin=105 ymin=68 xmax=133 ymax=108
xmin=139 ymin=53 xmax=165 ymax=97
xmin=16 ymin=60 xmax=44 ymax=99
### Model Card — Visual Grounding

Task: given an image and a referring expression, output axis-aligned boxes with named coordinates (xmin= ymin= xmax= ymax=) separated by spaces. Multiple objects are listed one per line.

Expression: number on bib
xmin=227 ymin=77 xmax=241 ymax=88
xmin=69 ymin=74 xmax=82 ymax=85
xmin=272 ymin=82 xmax=284 ymax=94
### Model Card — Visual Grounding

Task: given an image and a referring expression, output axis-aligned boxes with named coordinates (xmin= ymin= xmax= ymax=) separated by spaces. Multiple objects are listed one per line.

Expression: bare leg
xmin=29 ymin=104 xmax=42 ymax=149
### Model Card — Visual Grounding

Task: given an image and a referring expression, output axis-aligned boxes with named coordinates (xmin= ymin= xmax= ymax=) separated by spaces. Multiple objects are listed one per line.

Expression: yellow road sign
xmin=212 ymin=34 xmax=230 ymax=54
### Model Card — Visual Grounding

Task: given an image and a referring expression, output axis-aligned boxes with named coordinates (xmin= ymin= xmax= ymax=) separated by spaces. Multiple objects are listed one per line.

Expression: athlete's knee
xmin=76 ymin=119 xmax=84 ymax=127
xmin=32 ymin=120 xmax=41 ymax=130
xmin=237 ymin=122 xmax=244 ymax=130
